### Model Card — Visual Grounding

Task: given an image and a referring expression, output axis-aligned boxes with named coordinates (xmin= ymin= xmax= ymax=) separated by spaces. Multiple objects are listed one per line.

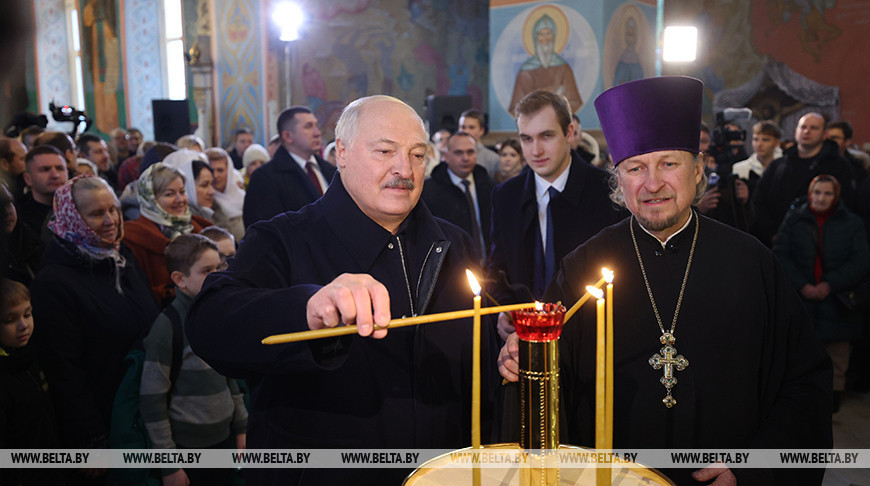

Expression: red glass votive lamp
xmin=512 ymin=303 xmax=567 ymax=342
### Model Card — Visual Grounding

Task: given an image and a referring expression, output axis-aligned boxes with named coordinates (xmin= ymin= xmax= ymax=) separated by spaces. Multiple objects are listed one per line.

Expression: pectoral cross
xmin=649 ymin=332 xmax=689 ymax=408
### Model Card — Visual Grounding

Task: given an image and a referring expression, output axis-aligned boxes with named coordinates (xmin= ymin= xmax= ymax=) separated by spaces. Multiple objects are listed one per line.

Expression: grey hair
xmin=71 ymin=176 xmax=120 ymax=210
xmin=607 ymin=152 xmax=708 ymax=207
xmin=334 ymin=95 xmax=427 ymax=149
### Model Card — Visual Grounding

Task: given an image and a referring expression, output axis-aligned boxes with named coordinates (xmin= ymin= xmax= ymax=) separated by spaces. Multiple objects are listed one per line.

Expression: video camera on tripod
xmin=712 ymin=108 xmax=752 ymax=147
xmin=49 ymin=101 xmax=91 ymax=138
xmin=709 ymin=107 xmax=752 ymax=172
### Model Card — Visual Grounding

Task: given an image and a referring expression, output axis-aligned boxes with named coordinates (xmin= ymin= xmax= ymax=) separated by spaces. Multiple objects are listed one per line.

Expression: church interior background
xmin=6 ymin=0 xmax=870 ymax=151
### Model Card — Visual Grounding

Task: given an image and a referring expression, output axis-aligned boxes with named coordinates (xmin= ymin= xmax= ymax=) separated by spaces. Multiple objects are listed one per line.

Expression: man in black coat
xmin=486 ymin=90 xmax=625 ymax=339
xmin=243 ymin=106 xmax=337 ymax=227
xmin=752 ymin=112 xmax=855 ymax=246
xmin=188 ymin=95 xmax=497 ymax=485
xmin=421 ymin=131 xmax=494 ymax=263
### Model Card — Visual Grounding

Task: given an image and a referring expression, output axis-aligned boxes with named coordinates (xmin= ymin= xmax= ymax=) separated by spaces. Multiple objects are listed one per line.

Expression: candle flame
xmin=535 ymin=301 xmax=543 ymax=311
xmin=602 ymin=267 xmax=614 ymax=284
xmin=586 ymin=285 xmax=604 ymax=299
xmin=466 ymin=269 xmax=481 ymax=296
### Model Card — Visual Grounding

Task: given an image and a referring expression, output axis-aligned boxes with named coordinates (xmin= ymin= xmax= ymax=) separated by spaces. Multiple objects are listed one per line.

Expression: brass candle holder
xmin=512 ymin=303 xmax=567 ymax=486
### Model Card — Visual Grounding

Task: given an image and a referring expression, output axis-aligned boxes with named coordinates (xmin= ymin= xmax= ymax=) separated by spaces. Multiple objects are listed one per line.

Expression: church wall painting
xmin=218 ymin=0 xmax=491 ymax=143
xmin=78 ymin=0 xmax=126 ymax=137
xmin=489 ymin=2 xmax=600 ymax=133
xmin=664 ymin=0 xmax=870 ymax=144
xmin=601 ymin=2 xmax=655 ymax=90
xmin=34 ymin=0 xmax=75 ymax=133
xmin=488 ymin=1 xmax=656 ymax=133
xmin=750 ymin=0 xmax=870 ymax=143
xmin=123 ymin=0 xmax=163 ymax=140
xmin=213 ymin=0 xmax=266 ymax=148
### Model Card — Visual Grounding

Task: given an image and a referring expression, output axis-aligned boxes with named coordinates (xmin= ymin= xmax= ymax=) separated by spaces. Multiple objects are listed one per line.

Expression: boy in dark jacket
xmin=0 ymin=279 xmax=67 ymax=485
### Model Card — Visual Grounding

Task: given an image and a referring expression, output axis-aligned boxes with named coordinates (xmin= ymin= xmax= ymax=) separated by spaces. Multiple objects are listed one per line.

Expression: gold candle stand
xmin=513 ymin=303 xmax=567 ymax=486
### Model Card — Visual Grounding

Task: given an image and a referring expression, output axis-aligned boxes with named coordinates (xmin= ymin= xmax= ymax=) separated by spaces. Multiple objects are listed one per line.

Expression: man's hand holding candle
xmin=306 ymin=273 xmax=391 ymax=338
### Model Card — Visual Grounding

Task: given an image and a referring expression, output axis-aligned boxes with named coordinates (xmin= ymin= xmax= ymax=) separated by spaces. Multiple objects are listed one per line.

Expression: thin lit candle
xmin=466 ymin=269 xmax=483 ymax=449
xmin=261 ymin=302 xmax=536 ymax=344
xmin=590 ymin=286 xmax=606 ymax=452
xmin=563 ymin=276 xmax=607 ymax=322
xmin=603 ymin=268 xmax=614 ymax=451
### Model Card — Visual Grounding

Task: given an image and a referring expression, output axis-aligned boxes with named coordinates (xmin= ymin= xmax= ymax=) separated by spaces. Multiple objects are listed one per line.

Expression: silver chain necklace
xmin=630 ymin=212 xmax=698 ymax=408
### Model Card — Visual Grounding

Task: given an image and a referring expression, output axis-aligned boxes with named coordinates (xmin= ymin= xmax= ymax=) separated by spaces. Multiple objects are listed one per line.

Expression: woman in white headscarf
xmin=205 ymin=147 xmax=245 ymax=240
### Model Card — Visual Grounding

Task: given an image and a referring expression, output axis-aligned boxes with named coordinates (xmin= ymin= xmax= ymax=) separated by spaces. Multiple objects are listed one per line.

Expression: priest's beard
xmin=635 ymin=212 xmax=685 ymax=235
xmin=537 ymin=41 xmax=554 ymax=68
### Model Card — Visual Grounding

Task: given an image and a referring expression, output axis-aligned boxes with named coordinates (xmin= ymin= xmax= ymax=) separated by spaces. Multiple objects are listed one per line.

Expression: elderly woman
xmin=205 ymin=147 xmax=245 ymax=241
xmin=774 ymin=174 xmax=870 ymax=412
xmin=494 ymin=137 xmax=526 ymax=184
xmin=124 ymin=162 xmax=211 ymax=305
xmin=30 ymin=175 xmax=158 ymax=453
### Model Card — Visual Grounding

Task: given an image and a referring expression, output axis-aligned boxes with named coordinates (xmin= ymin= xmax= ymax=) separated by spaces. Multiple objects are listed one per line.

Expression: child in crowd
xmin=200 ymin=225 xmax=236 ymax=270
xmin=139 ymin=234 xmax=247 ymax=486
xmin=0 ymin=279 xmax=67 ymax=485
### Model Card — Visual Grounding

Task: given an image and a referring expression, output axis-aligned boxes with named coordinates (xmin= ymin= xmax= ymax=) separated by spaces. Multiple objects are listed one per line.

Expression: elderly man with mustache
xmin=187 ymin=95 xmax=496 ymax=485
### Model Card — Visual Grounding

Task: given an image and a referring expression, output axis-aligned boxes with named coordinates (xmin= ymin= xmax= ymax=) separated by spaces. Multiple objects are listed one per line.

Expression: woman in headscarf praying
xmin=124 ymin=162 xmax=211 ymax=305
xmin=205 ymin=147 xmax=246 ymax=241
xmin=30 ymin=175 xmax=158 ymax=457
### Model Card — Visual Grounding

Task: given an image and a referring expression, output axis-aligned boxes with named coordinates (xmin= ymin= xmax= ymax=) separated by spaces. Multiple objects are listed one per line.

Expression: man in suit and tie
xmin=243 ymin=106 xmax=337 ymax=227
xmin=421 ymin=132 xmax=494 ymax=264
xmin=486 ymin=90 xmax=625 ymax=340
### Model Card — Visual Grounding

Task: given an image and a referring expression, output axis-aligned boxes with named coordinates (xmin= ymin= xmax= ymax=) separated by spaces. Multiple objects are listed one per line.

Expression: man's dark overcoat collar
xmin=317 ymin=173 xmax=447 ymax=274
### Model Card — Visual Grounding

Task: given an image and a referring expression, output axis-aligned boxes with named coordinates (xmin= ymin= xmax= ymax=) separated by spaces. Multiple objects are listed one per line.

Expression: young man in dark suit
xmin=486 ymin=90 xmax=625 ymax=340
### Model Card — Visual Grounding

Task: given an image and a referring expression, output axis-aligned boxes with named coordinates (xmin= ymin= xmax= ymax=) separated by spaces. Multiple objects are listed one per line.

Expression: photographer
xmin=697 ymin=111 xmax=753 ymax=232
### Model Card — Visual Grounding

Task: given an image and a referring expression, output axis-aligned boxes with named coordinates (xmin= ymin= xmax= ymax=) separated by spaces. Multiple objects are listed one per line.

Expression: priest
xmin=498 ymin=76 xmax=832 ymax=485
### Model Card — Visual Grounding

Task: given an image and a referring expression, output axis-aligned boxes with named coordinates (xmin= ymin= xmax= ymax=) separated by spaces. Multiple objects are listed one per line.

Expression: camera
xmin=709 ymin=107 xmax=752 ymax=172
xmin=3 ymin=111 xmax=48 ymax=138
xmin=712 ymin=108 xmax=751 ymax=147
xmin=49 ymin=101 xmax=92 ymax=137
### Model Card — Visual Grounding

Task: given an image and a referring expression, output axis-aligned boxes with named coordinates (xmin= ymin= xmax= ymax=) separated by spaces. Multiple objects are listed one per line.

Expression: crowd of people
xmin=0 ymin=77 xmax=867 ymax=485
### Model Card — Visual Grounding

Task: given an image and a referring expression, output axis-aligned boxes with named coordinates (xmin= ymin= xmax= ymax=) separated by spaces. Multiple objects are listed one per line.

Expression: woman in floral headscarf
xmin=124 ymin=162 xmax=211 ymax=305
xmin=30 ymin=175 xmax=158 ymax=456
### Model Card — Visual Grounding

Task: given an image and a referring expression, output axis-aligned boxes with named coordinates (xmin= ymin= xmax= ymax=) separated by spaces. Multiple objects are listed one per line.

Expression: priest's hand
xmin=497 ymin=312 xmax=515 ymax=341
xmin=307 ymin=273 xmax=391 ymax=339
xmin=691 ymin=463 xmax=736 ymax=485
xmin=497 ymin=332 xmax=520 ymax=382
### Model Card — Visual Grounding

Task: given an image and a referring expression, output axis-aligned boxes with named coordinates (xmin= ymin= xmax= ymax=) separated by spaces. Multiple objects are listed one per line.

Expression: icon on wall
xmin=492 ymin=4 xmax=599 ymax=117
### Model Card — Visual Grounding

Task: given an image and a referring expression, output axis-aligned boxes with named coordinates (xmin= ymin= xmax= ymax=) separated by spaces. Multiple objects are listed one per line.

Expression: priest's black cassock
xmin=548 ymin=213 xmax=832 ymax=485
